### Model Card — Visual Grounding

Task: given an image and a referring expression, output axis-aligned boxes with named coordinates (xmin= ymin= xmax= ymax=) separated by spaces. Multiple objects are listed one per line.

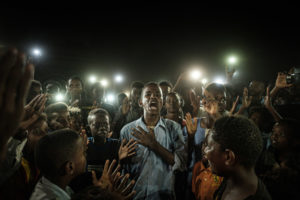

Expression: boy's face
xmin=89 ymin=114 xmax=110 ymax=140
xmin=165 ymin=94 xmax=180 ymax=113
xmin=204 ymin=132 xmax=227 ymax=176
xmin=202 ymin=90 xmax=226 ymax=113
xmin=72 ymin=138 xmax=87 ymax=176
xmin=130 ymin=87 xmax=143 ymax=108
xmin=271 ymin=123 xmax=288 ymax=150
xmin=159 ymin=85 xmax=172 ymax=105
xmin=67 ymin=79 xmax=82 ymax=96
xmin=141 ymin=85 xmax=163 ymax=115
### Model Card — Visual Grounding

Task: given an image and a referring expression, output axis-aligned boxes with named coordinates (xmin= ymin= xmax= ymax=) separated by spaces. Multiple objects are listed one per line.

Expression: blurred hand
xmin=189 ymin=90 xmax=200 ymax=116
xmin=122 ymin=97 xmax=130 ymax=115
xmin=118 ymin=139 xmax=137 ymax=160
xmin=92 ymin=160 xmax=136 ymax=199
xmin=131 ymin=126 xmax=157 ymax=149
xmin=241 ymin=88 xmax=252 ymax=109
xmin=0 ymin=49 xmax=34 ymax=152
xmin=275 ymin=72 xmax=293 ymax=89
xmin=264 ymin=86 xmax=272 ymax=109
xmin=229 ymin=96 xmax=239 ymax=116
xmin=185 ymin=113 xmax=198 ymax=137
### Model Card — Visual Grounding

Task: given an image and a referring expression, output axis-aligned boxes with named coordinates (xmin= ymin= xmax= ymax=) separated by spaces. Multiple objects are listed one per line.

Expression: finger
xmin=17 ymin=64 xmax=34 ymax=115
xmin=266 ymin=86 xmax=270 ymax=97
xmin=91 ymin=170 xmax=98 ymax=185
xmin=193 ymin=118 xmax=198 ymax=127
xmin=131 ymin=131 xmax=141 ymax=140
xmin=121 ymin=138 xmax=126 ymax=147
xmin=112 ymin=164 xmax=121 ymax=178
xmin=103 ymin=160 xmax=110 ymax=174
xmin=136 ymin=126 xmax=146 ymax=135
xmin=117 ymin=174 xmax=130 ymax=191
xmin=38 ymin=95 xmax=47 ymax=113
xmin=122 ymin=180 xmax=135 ymax=195
xmin=127 ymin=152 xmax=137 ymax=157
xmin=0 ymin=49 xmax=18 ymax=106
xmin=108 ymin=159 xmax=117 ymax=175
xmin=128 ymin=141 xmax=138 ymax=149
xmin=5 ymin=53 xmax=27 ymax=113
xmin=113 ymin=172 xmax=121 ymax=186
xmin=234 ymin=96 xmax=239 ymax=104
xmin=125 ymin=190 xmax=137 ymax=200
xmin=28 ymin=94 xmax=41 ymax=107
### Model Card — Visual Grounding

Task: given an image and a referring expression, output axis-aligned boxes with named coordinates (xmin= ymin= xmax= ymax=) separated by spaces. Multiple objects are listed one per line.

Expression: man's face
xmin=72 ymin=138 xmax=87 ymax=176
xmin=270 ymin=124 xmax=289 ymax=151
xmin=46 ymin=84 xmax=59 ymax=95
xmin=202 ymin=90 xmax=226 ymax=113
xmin=159 ymin=85 xmax=172 ymax=105
xmin=130 ymin=87 xmax=143 ymax=108
xmin=49 ymin=110 xmax=71 ymax=131
xmin=27 ymin=86 xmax=42 ymax=102
xmin=89 ymin=114 xmax=110 ymax=140
xmin=248 ymin=81 xmax=265 ymax=97
xmin=204 ymin=132 xmax=227 ymax=176
xmin=92 ymin=87 xmax=104 ymax=101
xmin=165 ymin=94 xmax=180 ymax=113
xmin=141 ymin=85 xmax=163 ymax=115
xmin=67 ymin=79 xmax=82 ymax=96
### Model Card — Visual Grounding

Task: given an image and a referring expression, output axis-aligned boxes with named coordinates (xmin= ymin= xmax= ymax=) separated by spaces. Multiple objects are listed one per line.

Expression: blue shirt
xmin=120 ymin=117 xmax=186 ymax=200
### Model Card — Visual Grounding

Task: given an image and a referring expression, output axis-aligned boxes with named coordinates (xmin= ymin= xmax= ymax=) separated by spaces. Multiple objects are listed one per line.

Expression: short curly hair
xmin=212 ymin=116 xmax=263 ymax=168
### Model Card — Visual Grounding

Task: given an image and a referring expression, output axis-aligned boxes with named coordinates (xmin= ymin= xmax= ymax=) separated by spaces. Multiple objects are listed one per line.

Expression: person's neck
xmin=46 ymin=176 xmax=70 ymax=192
xmin=143 ymin=113 xmax=160 ymax=127
xmin=165 ymin=112 xmax=180 ymax=123
xmin=226 ymin=167 xmax=258 ymax=193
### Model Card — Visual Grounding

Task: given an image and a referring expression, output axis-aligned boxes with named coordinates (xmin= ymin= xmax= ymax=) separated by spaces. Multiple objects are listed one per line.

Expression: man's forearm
xmin=150 ymin=142 xmax=175 ymax=166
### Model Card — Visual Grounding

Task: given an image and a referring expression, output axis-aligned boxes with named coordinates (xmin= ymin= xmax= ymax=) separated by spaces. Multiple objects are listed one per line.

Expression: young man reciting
xmin=120 ymin=82 xmax=186 ymax=200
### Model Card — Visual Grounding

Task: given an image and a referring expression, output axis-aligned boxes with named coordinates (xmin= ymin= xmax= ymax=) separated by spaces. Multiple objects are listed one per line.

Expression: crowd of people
xmin=0 ymin=48 xmax=299 ymax=200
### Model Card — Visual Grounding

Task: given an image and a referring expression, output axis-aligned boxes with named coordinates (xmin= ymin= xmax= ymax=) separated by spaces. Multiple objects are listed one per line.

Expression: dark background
xmin=1 ymin=6 xmax=299 ymax=91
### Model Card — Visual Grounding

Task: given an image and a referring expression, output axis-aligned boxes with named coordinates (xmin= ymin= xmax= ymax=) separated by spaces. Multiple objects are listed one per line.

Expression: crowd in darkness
xmin=0 ymin=48 xmax=300 ymax=200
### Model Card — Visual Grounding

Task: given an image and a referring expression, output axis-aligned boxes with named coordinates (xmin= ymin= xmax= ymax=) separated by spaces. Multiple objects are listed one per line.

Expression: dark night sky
xmin=1 ymin=6 xmax=300 ymax=90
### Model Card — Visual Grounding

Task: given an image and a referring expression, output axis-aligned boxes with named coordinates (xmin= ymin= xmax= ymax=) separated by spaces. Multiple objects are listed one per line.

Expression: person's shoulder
xmin=120 ymin=119 xmax=140 ymax=135
xmin=163 ymin=118 xmax=182 ymax=129
xmin=254 ymin=178 xmax=272 ymax=200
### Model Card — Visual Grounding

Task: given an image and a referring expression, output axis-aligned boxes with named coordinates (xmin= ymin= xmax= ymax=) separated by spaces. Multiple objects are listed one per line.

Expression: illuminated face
xmin=202 ymin=90 xmax=226 ymax=113
xmin=89 ymin=114 xmax=110 ymax=141
xmin=130 ymin=87 xmax=143 ymax=107
xmin=165 ymin=93 xmax=180 ymax=113
xmin=141 ymin=85 xmax=163 ymax=115
xmin=204 ymin=132 xmax=227 ymax=176
xmin=159 ymin=85 xmax=172 ymax=105
xmin=270 ymin=123 xmax=289 ymax=151
xmin=67 ymin=79 xmax=82 ymax=96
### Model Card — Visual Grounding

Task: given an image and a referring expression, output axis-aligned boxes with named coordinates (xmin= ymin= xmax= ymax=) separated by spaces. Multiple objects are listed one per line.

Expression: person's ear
xmin=224 ymin=149 xmax=236 ymax=166
xmin=64 ymin=161 xmax=75 ymax=176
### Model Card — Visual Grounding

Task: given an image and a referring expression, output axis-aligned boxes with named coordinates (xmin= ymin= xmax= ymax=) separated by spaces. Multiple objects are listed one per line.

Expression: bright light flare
xmin=190 ymin=70 xmax=202 ymax=80
xmin=89 ymin=75 xmax=97 ymax=83
xmin=100 ymin=79 xmax=108 ymax=87
xmin=55 ymin=93 xmax=64 ymax=102
xmin=201 ymin=79 xmax=208 ymax=84
xmin=214 ymin=77 xmax=226 ymax=85
xmin=32 ymin=48 xmax=42 ymax=56
xmin=106 ymin=94 xmax=115 ymax=103
xmin=115 ymin=74 xmax=123 ymax=83
xmin=228 ymin=56 xmax=237 ymax=64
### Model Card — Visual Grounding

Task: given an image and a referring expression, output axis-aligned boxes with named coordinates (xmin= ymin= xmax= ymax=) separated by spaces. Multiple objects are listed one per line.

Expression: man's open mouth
xmin=149 ymin=102 xmax=158 ymax=110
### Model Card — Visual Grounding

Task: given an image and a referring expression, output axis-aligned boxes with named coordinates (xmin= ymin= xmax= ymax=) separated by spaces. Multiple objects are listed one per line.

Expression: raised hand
xmin=122 ymin=97 xmax=130 ymax=115
xmin=189 ymin=90 xmax=200 ymax=116
xmin=241 ymin=88 xmax=252 ymax=109
xmin=118 ymin=139 xmax=137 ymax=160
xmin=131 ymin=126 xmax=157 ymax=149
xmin=21 ymin=94 xmax=47 ymax=129
xmin=92 ymin=159 xmax=136 ymax=199
xmin=185 ymin=113 xmax=198 ymax=137
xmin=229 ymin=96 xmax=239 ymax=116
xmin=0 ymin=49 xmax=34 ymax=153
xmin=275 ymin=72 xmax=293 ymax=88
xmin=264 ymin=86 xmax=272 ymax=109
